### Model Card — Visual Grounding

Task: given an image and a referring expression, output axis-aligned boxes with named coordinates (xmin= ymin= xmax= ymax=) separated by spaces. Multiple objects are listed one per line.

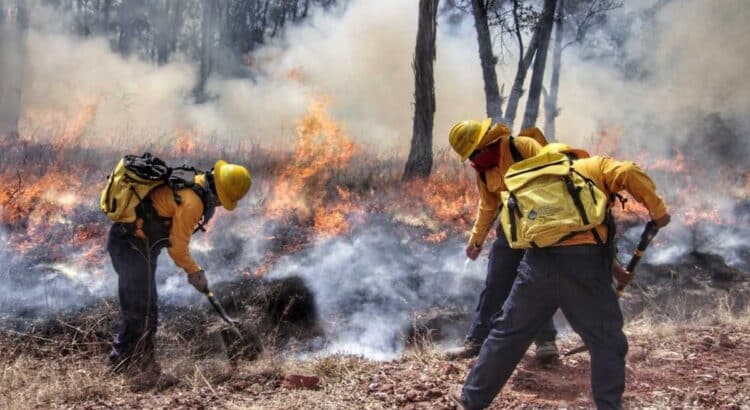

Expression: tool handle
xmin=204 ymin=290 xmax=243 ymax=338
xmin=616 ymin=221 xmax=660 ymax=292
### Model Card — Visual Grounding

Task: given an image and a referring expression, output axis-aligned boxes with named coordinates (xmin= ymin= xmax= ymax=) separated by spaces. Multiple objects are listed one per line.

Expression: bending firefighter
xmin=445 ymin=118 xmax=558 ymax=362
xmin=449 ymin=144 xmax=671 ymax=410
xmin=100 ymin=155 xmax=251 ymax=386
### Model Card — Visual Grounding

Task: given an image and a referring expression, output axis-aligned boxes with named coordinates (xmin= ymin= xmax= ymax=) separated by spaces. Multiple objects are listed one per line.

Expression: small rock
xmin=367 ymin=382 xmax=380 ymax=392
xmin=701 ymin=336 xmax=716 ymax=347
xmin=282 ymin=373 xmax=320 ymax=390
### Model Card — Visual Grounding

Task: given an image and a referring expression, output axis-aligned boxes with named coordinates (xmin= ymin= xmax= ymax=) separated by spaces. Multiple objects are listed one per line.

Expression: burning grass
xmin=1 ymin=95 xmax=750 ymax=407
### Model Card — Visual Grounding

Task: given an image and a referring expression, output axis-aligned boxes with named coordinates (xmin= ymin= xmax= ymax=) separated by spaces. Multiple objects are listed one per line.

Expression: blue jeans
xmin=462 ymin=245 xmax=627 ymax=410
xmin=468 ymin=231 xmax=556 ymax=345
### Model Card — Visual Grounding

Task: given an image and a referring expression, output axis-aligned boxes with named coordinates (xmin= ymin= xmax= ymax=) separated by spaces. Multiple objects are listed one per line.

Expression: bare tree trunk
xmin=521 ymin=0 xmax=556 ymax=130
xmin=0 ymin=0 xmax=28 ymax=139
xmin=503 ymin=0 xmax=541 ymax=128
xmin=155 ymin=0 xmax=171 ymax=65
xmin=403 ymin=0 xmax=439 ymax=181
xmin=544 ymin=0 xmax=564 ymax=141
xmin=471 ymin=0 xmax=502 ymax=123
xmin=194 ymin=0 xmax=216 ymax=103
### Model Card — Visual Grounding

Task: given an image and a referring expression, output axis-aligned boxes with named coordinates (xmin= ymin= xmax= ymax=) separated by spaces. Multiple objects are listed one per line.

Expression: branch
xmin=512 ymin=0 xmax=523 ymax=66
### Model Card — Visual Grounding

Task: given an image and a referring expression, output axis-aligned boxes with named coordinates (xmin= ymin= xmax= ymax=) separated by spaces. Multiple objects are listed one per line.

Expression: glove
xmin=465 ymin=243 xmax=482 ymax=260
xmin=188 ymin=270 xmax=209 ymax=293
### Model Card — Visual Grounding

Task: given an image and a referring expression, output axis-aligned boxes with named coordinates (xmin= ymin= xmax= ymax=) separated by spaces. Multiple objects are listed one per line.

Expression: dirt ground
xmin=2 ymin=316 xmax=749 ymax=410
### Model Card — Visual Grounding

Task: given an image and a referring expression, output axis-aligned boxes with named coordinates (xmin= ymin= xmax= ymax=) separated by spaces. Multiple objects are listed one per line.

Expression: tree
xmin=520 ymin=0 xmax=555 ymax=130
xmin=404 ymin=0 xmax=439 ymax=180
xmin=0 ymin=0 xmax=28 ymax=140
xmin=193 ymin=0 xmax=217 ymax=102
xmin=503 ymin=0 xmax=541 ymax=127
xmin=471 ymin=0 xmax=503 ymax=123
xmin=543 ymin=0 xmax=564 ymax=140
xmin=543 ymin=0 xmax=622 ymax=139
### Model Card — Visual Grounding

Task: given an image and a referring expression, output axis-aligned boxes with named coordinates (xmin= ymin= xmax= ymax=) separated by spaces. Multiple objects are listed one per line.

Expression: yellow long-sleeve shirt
xmin=557 ymin=156 xmax=668 ymax=246
xmin=469 ymin=131 xmax=544 ymax=247
xmin=148 ymin=175 xmax=207 ymax=274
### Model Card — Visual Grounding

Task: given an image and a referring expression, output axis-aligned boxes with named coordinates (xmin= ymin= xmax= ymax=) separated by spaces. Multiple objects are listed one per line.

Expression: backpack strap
xmin=167 ymin=172 xmax=217 ymax=234
xmin=508 ymin=136 xmax=524 ymax=163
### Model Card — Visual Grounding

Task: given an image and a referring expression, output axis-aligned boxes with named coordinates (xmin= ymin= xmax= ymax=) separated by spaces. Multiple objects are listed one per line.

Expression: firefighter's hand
xmin=612 ymin=262 xmax=632 ymax=285
xmin=653 ymin=213 xmax=671 ymax=228
xmin=188 ymin=270 xmax=209 ymax=293
xmin=465 ymin=244 xmax=482 ymax=260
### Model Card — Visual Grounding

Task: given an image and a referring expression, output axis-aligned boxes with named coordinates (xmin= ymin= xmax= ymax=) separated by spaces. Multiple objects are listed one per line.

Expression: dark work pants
xmin=462 ymin=245 xmax=628 ymax=410
xmin=107 ymin=218 xmax=170 ymax=367
xmin=468 ymin=230 xmax=556 ymax=345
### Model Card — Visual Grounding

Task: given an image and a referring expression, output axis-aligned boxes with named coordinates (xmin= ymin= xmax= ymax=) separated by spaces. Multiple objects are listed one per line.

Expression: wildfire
xmin=591 ymin=126 xmax=623 ymax=156
xmin=264 ymin=95 xmax=360 ymax=238
xmin=174 ymin=127 xmax=199 ymax=157
xmin=54 ymin=97 xmax=100 ymax=148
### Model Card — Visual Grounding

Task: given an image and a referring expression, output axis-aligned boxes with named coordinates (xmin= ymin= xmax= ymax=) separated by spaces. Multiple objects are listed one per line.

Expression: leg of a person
xmin=557 ymin=247 xmax=627 ymax=410
xmin=467 ymin=231 xmax=525 ymax=343
xmin=534 ymin=316 xmax=558 ymax=344
xmin=107 ymin=225 xmax=155 ymax=364
xmin=141 ymin=247 xmax=160 ymax=359
xmin=462 ymin=250 xmax=558 ymax=409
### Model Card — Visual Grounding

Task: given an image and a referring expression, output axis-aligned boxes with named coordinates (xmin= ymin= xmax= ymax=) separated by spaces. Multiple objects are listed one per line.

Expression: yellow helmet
xmin=448 ymin=118 xmax=492 ymax=162
xmin=540 ymin=142 xmax=590 ymax=159
xmin=213 ymin=160 xmax=252 ymax=211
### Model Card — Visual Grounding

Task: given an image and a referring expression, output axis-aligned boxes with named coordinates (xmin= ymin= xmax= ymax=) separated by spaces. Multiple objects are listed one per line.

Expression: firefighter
xmin=449 ymin=145 xmax=671 ymax=410
xmin=445 ymin=119 xmax=559 ymax=362
xmin=107 ymin=160 xmax=251 ymax=387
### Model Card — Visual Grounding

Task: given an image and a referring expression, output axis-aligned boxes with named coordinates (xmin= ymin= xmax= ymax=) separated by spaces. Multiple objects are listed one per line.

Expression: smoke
xmin=3 ymin=0 xmax=750 ymax=358
xmin=15 ymin=0 xmax=484 ymax=151
xmin=554 ymin=0 xmax=750 ymax=156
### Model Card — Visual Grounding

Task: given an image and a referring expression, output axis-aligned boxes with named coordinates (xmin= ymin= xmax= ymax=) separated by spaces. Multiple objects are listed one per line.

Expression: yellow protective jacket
xmin=146 ymin=175 xmax=207 ymax=274
xmin=558 ymin=156 xmax=668 ymax=246
xmin=469 ymin=126 xmax=545 ymax=247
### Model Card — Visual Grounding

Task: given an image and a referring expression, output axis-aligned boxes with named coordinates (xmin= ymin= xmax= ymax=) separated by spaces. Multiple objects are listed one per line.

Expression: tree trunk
xmin=503 ymin=0 xmax=541 ymax=128
xmin=470 ymin=0 xmax=503 ymax=123
xmin=403 ymin=0 xmax=439 ymax=181
xmin=0 ymin=0 xmax=28 ymax=139
xmin=155 ymin=0 xmax=171 ymax=65
xmin=544 ymin=0 xmax=564 ymax=141
xmin=521 ymin=0 xmax=556 ymax=130
xmin=194 ymin=0 xmax=216 ymax=103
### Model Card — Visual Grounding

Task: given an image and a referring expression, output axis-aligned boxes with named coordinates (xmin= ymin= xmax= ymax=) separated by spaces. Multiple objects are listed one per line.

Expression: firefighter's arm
xmin=167 ymin=191 xmax=204 ymax=274
xmin=513 ymin=136 xmax=544 ymax=159
xmin=600 ymin=157 xmax=668 ymax=220
xmin=468 ymin=174 xmax=500 ymax=247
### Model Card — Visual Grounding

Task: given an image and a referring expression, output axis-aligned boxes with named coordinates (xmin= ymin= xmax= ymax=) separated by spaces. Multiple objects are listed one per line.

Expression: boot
xmin=534 ymin=340 xmax=559 ymax=364
xmin=444 ymin=339 xmax=483 ymax=360
xmin=448 ymin=384 xmax=467 ymax=409
xmin=127 ymin=360 xmax=180 ymax=392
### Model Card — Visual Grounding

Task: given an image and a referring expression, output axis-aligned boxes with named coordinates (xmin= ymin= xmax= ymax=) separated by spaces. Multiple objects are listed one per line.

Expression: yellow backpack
xmin=499 ymin=151 xmax=608 ymax=248
xmin=100 ymin=154 xmax=171 ymax=223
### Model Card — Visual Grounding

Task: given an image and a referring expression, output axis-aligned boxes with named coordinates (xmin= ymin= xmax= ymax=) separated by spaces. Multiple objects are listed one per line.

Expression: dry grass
xmin=0 ymin=354 xmax=125 ymax=409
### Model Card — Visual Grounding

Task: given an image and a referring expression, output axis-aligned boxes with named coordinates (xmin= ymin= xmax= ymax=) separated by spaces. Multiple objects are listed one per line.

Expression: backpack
xmin=499 ymin=151 xmax=609 ymax=249
xmin=100 ymin=153 xmax=215 ymax=231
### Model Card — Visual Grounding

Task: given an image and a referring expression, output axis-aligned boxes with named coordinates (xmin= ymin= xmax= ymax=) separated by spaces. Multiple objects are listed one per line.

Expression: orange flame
xmin=264 ymin=95 xmax=360 ymax=238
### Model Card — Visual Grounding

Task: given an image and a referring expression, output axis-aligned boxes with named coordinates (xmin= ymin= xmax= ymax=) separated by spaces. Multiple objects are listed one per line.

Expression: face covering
xmin=469 ymin=141 xmax=501 ymax=172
